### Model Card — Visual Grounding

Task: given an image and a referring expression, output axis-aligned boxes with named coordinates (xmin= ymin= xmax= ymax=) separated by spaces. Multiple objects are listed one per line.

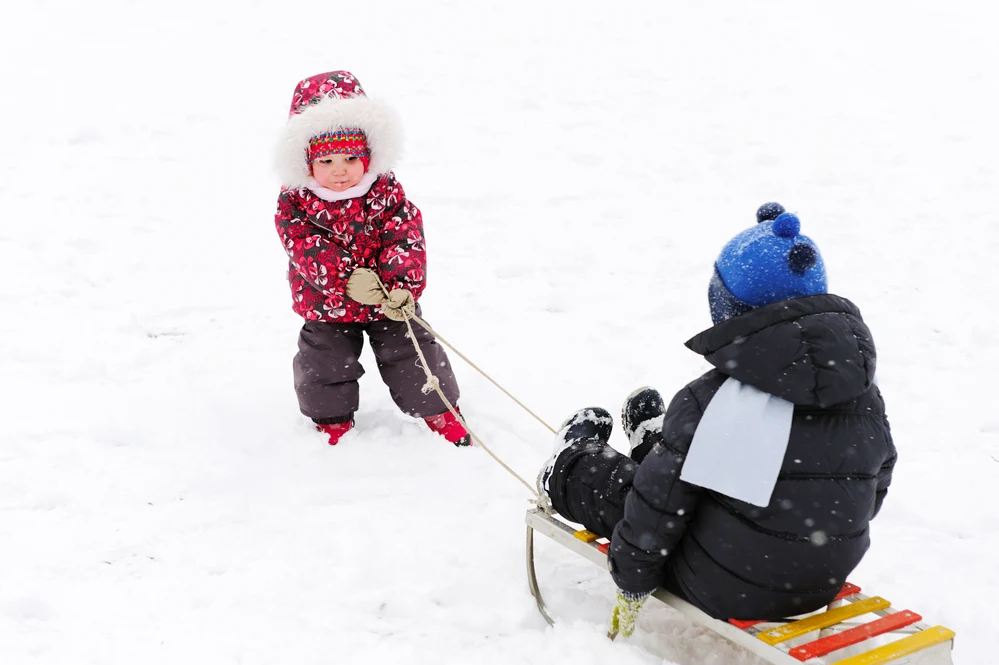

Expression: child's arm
xmin=275 ymin=190 xmax=353 ymax=296
xmin=608 ymin=386 xmax=705 ymax=597
xmin=375 ymin=175 xmax=427 ymax=301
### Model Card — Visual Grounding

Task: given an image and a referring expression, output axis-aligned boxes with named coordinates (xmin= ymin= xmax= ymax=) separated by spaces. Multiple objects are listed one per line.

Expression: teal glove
xmin=607 ymin=589 xmax=651 ymax=639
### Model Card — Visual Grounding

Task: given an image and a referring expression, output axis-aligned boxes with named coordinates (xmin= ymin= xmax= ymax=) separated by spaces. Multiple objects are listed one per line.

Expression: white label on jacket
xmin=680 ymin=378 xmax=794 ymax=507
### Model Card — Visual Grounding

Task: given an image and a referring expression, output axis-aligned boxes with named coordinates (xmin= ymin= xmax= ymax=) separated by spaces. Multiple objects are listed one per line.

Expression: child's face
xmin=311 ymin=154 xmax=366 ymax=191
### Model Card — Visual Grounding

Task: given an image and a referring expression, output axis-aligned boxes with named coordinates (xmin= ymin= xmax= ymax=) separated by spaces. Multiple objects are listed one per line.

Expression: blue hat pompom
xmin=709 ymin=209 xmax=828 ymax=324
xmin=756 ymin=202 xmax=786 ymax=223
xmin=772 ymin=212 xmax=800 ymax=238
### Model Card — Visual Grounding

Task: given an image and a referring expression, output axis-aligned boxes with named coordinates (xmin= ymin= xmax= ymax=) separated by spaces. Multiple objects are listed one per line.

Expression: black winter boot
xmin=621 ymin=387 xmax=665 ymax=461
xmin=536 ymin=407 xmax=614 ymax=510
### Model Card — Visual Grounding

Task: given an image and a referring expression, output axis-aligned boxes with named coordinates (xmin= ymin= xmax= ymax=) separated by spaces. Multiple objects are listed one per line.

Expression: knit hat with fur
xmin=274 ymin=70 xmax=403 ymax=188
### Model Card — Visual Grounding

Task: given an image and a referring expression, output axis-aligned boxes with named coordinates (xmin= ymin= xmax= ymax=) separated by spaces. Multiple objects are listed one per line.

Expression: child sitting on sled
xmin=536 ymin=203 xmax=897 ymax=637
xmin=273 ymin=70 xmax=469 ymax=446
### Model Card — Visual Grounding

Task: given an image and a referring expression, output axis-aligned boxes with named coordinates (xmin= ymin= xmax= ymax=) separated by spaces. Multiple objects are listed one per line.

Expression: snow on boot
xmin=316 ymin=418 xmax=354 ymax=445
xmin=536 ymin=407 xmax=614 ymax=511
xmin=424 ymin=408 xmax=471 ymax=447
xmin=621 ymin=387 xmax=665 ymax=458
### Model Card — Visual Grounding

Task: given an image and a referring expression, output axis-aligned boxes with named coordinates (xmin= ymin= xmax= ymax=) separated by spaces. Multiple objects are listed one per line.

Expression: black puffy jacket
xmin=608 ymin=294 xmax=897 ymax=620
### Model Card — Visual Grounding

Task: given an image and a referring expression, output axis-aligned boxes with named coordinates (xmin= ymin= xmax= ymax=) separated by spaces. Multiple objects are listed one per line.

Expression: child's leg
xmin=367 ymin=307 xmax=460 ymax=417
xmin=292 ymin=322 xmax=365 ymax=422
xmin=546 ymin=409 xmax=692 ymax=604
xmin=550 ymin=440 xmax=638 ymax=539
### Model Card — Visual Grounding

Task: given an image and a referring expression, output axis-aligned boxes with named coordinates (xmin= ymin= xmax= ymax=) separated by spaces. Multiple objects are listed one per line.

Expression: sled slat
xmin=788 ymin=610 xmax=923 ymax=661
xmin=833 ymin=626 xmax=955 ymax=665
xmin=834 ymin=582 xmax=862 ymax=600
xmin=729 ymin=618 xmax=765 ymax=630
xmin=758 ymin=597 xmax=891 ymax=645
xmin=729 ymin=582 xmax=862 ymax=633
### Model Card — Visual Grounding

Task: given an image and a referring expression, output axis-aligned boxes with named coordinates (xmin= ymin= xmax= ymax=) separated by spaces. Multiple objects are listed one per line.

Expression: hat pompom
xmin=756 ymin=202 xmax=786 ymax=223
xmin=787 ymin=243 xmax=818 ymax=275
xmin=772 ymin=212 xmax=800 ymax=238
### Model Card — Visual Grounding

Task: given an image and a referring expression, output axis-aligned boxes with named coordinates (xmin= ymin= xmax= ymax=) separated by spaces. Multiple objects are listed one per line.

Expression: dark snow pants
xmin=547 ymin=436 xmax=691 ymax=601
xmin=547 ymin=440 xmax=645 ymax=538
xmin=293 ymin=306 xmax=460 ymax=423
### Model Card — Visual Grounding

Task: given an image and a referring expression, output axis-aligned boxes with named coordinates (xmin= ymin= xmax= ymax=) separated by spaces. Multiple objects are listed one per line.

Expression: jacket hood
xmin=685 ymin=294 xmax=877 ymax=407
xmin=275 ymin=70 xmax=404 ymax=188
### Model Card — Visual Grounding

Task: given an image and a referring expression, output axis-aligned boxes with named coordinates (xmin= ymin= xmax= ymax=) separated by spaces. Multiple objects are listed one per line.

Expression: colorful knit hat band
xmin=307 ymin=129 xmax=370 ymax=163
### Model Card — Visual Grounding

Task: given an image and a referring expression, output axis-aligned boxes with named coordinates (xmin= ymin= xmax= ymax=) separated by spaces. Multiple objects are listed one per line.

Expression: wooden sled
xmin=526 ymin=508 xmax=956 ymax=664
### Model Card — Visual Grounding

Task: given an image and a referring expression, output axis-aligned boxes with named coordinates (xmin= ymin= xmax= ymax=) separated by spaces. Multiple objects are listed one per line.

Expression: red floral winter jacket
xmin=274 ymin=173 xmax=427 ymax=323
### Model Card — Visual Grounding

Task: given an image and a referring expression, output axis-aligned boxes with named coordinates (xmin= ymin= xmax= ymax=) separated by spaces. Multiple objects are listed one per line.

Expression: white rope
xmin=409 ymin=314 xmax=556 ymax=435
xmin=366 ymin=276 xmax=552 ymax=497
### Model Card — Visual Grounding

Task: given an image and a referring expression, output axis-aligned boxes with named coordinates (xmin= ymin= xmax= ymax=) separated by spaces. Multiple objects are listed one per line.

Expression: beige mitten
xmin=346 ymin=268 xmax=388 ymax=305
xmin=382 ymin=288 xmax=415 ymax=321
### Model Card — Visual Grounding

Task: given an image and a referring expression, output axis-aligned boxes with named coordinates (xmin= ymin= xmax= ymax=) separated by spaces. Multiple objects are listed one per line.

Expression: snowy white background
xmin=2 ymin=1 xmax=997 ymax=663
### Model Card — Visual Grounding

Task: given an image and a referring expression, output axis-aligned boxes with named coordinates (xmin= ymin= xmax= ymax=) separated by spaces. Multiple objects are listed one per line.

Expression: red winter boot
xmin=315 ymin=418 xmax=354 ymax=445
xmin=424 ymin=408 xmax=471 ymax=447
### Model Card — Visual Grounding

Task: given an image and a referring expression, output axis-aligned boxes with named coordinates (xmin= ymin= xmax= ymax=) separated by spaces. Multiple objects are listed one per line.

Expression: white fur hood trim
xmin=274 ymin=95 xmax=404 ymax=189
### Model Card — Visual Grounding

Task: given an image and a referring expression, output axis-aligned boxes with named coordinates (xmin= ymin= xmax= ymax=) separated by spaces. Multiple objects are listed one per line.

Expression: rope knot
xmin=421 ymin=375 xmax=440 ymax=395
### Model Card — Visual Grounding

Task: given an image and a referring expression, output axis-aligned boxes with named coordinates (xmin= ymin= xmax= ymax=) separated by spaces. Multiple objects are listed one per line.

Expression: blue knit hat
xmin=708 ymin=205 xmax=828 ymax=325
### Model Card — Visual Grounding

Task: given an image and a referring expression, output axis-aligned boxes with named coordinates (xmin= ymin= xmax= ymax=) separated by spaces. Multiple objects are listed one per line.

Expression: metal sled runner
xmin=526 ymin=508 xmax=956 ymax=664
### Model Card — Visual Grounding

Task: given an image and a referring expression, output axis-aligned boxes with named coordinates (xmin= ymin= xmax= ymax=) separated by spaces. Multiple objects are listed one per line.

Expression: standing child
xmin=274 ymin=70 xmax=470 ymax=446
xmin=536 ymin=204 xmax=897 ymax=637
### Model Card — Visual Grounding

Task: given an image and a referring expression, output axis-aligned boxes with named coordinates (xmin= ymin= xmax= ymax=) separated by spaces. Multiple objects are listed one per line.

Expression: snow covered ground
xmin=2 ymin=1 xmax=997 ymax=663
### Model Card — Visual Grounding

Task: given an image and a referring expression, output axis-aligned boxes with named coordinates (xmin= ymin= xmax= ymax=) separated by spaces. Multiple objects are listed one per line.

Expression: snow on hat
xmin=274 ymin=70 xmax=403 ymax=188
xmin=708 ymin=209 xmax=828 ymax=325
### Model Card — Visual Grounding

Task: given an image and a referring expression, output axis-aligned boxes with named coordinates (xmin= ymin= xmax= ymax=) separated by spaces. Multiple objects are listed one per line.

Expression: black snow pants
xmin=546 ymin=437 xmax=691 ymax=602
xmin=292 ymin=305 xmax=459 ymax=423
